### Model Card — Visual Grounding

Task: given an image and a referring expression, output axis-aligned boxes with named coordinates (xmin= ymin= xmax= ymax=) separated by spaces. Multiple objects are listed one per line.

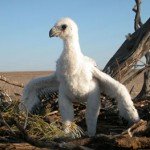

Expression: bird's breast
xmin=59 ymin=69 xmax=93 ymax=100
xmin=56 ymin=56 xmax=94 ymax=100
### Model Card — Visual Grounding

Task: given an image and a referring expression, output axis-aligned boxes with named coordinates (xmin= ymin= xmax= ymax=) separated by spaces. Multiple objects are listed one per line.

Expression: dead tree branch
xmin=133 ymin=0 xmax=143 ymax=30
xmin=123 ymin=66 xmax=150 ymax=85
xmin=0 ymin=75 xmax=24 ymax=88
xmin=103 ymin=18 xmax=150 ymax=82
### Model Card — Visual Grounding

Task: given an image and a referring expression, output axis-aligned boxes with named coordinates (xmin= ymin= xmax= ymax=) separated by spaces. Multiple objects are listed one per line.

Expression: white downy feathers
xmin=21 ymin=18 xmax=140 ymax=137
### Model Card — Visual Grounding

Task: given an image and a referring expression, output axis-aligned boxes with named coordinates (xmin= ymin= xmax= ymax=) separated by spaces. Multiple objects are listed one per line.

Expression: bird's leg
xmin=58 ymin=88 xmax=74 ymax=134
xmin=86 ymin=83 xmax=101 ymax=137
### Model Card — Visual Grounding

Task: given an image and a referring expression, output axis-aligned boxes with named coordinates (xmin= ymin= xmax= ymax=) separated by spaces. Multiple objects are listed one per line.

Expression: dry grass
xmin=1 ymin=98 xmax=67 ymax=141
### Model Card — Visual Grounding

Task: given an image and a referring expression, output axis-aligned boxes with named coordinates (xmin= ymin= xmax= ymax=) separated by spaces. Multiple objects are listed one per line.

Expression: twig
xmin=47 ymin=110 xmax=58 ymax=116
xmin=1 ymin=91 xmax=12 ymax=102
xmin=130 ymin=85 xmax=135 ymax=95
xmin=0 ymin=75 xmax=24 ymax=88
xmin=133 ymin=64 xmax=145 ymax=67
xmin=122 ymin=119 xmax=147 ymax=136
xmin=138 ymin=59 xmax=147 ymax=66
xmin=0 ymin=112 xmax=16 ymax=135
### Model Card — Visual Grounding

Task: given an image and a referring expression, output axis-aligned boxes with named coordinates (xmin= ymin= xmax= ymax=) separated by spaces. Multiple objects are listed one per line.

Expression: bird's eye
xmin=61 ymin=24 xmax=67 ymax=30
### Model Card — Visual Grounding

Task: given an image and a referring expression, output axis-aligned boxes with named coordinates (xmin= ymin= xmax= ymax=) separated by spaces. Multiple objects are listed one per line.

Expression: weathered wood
xmin=133 ymin=0 xmax=143 ymax=30
xmin=103 ymin=18 xmax=150 ymax=82
xmin=122 ymin=66 xmax=150 ymax=85
xmin=132 ymin=0 xmax=150 ymax=100
xmin=136 ymin=51 xmax=150 ymax=99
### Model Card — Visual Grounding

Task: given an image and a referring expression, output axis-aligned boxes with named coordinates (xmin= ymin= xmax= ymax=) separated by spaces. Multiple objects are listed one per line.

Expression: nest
xmin=0 ymin=88 xmax=150 ymax=149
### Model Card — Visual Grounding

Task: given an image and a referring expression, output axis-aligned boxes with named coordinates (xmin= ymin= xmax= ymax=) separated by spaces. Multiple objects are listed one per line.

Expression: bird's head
xmin=49 ymin=18 xmax=78 ymax=40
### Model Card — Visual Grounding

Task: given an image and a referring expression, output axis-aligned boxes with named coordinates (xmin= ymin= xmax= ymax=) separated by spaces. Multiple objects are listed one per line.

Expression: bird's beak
xmin=49 ymin=27 xmax=60 ymax=38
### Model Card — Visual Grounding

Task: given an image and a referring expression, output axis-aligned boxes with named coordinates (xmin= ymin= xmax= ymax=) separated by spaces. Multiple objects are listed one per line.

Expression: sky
xmin=0 ymin=0 xmax=149 ymax=72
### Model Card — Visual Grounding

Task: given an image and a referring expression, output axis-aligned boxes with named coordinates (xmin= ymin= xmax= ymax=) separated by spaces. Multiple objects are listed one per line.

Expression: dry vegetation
xmin=0 ymin=71 xmax=150 ymax=150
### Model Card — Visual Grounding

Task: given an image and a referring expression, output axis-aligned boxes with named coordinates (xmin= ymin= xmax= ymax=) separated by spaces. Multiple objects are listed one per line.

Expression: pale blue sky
xmin=0 ymin=0 xmax=149 ymax=72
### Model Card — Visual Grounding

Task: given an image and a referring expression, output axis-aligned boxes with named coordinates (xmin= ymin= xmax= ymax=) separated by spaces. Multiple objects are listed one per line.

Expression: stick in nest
xmin=0 ymin=112 xmax=16 ymax=135
xmin=0 ymin=75 xmax=24 ymax=88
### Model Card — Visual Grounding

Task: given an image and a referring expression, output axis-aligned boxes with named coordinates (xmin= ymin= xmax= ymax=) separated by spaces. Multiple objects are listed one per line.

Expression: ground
xmin=0 ymin=71 xmax=149 ymax=150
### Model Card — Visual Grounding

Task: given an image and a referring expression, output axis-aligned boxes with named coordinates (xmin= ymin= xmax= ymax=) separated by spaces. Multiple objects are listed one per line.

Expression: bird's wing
xmin=92 ymin=66 xmax=140 ymax=123
xmin=20 ymin=72 xmax=59 ymax=112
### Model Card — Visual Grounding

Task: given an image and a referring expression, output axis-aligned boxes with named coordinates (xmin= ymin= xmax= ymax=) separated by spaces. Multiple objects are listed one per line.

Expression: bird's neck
xmin=60 ymin=36 xmax=83 ymax=73
xmin=63 ymin=36 xmax=82 ymax=55
xmin=62 ymin=36 xmax=83 ymax=60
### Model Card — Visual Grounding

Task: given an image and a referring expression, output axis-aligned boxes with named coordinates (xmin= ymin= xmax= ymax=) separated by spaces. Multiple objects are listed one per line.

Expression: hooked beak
xmin=49 ymin=27 xmax=60 ymax=38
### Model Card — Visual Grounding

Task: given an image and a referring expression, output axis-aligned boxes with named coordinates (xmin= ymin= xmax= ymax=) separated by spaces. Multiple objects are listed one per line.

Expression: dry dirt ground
xmin=0 ymin=71 xmax=150 ymax=150
xmin=0 ymin=71 xmax=51 ymax=97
